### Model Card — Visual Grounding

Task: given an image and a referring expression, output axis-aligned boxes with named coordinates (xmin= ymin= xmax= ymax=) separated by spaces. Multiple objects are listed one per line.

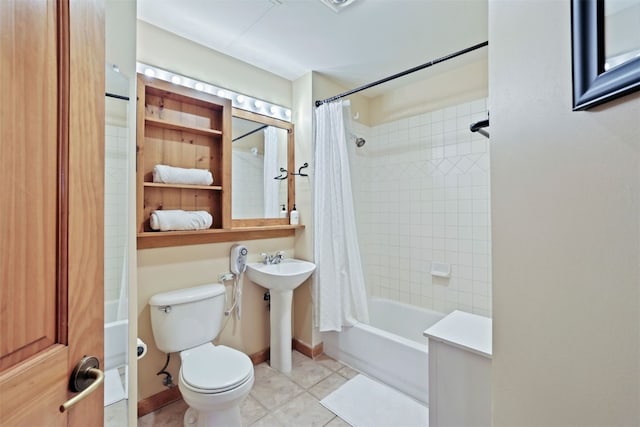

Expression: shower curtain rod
xmin=232 ymin=124 xmax=269 ymax=142
xmin=106 ymin=92 xmax=130 ymax=101
xmin=315 ymin=41 xmax=488 ymax=107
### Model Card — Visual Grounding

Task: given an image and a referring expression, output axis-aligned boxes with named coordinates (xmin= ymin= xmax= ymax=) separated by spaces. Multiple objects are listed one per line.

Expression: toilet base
xmin=179 ymin=367 xmax=254 ymax=427
xmin=183 ymin=406 xmax=242 ymax=427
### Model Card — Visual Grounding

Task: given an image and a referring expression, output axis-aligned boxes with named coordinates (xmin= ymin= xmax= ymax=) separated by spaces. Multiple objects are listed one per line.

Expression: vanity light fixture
xmin=136 ymin=62 xmax=292 ymax=122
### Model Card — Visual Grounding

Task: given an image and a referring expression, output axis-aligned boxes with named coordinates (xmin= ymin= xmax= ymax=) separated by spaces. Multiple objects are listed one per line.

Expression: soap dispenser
xmin=289 ymin=204 xmax=299 ymax=225
xmin=279 ymin=204 xmax=288 ymax=218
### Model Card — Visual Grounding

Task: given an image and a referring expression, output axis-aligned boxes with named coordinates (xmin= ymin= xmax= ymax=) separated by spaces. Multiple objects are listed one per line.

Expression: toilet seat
xmin=180 ymin=344 xmax=253 ymax=393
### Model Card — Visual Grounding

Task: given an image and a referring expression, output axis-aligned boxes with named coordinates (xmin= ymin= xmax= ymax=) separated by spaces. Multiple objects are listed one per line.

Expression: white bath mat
xmin=320 ymin=374 xmax=428 ymax=427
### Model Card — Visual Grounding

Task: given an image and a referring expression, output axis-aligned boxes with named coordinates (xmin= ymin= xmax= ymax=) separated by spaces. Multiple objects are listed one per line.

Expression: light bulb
xmin=236 ymin=95 xmax=245 ymax=103
xmin=254 ymin=100 xmax=263 ymax=109
xmin=217 ymin=90 xmax=226 ymax=98
xmin=285 ymin=109 xmax=292 ymax=118
xmin=144 ymin=68 xmax=155 ymax=77
xmin=171 ymin=75 xmax=181 ymax=84
xmin=270 ymin=106 xmax=278 ymax=115
xmin=195 ymin=83 xmax=204 ymax=91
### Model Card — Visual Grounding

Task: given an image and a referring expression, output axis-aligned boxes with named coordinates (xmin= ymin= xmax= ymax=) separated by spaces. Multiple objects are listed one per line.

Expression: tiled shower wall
xmin=350 ymin=98 xmax=492 ymax=317
xmin=104 ymin=124 xmax=129 ymax=309
xmin=232 ymin=151 xmax=290 ymax=218
xmin=232 ymin=151 xmax=266 ymax=218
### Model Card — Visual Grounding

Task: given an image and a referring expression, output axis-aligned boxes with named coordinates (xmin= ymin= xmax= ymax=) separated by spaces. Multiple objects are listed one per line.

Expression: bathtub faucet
xmin=261 ymin=251 xmax=285 ymax=265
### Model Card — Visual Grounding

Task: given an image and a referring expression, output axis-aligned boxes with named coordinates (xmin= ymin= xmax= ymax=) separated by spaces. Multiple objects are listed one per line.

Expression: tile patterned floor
xmin=138 ymin=351 xmax=356 ymax=427
xmin=106 ymin=399 xmax=128 ymax=427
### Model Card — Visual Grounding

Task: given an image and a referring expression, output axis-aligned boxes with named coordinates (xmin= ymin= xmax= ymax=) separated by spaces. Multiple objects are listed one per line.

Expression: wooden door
xmin=0 ymin=1 xmax=105 ymax=425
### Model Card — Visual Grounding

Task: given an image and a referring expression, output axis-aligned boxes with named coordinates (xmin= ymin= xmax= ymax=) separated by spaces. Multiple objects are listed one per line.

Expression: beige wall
xmin=136 ymin=23 xmax=305 ymax=400
xmin=106 ymin=0 xmax=137 ymax=79
xmin=312 ymin=73 xmax=372 ymax=126
xmin=490 ymin=1 xmax=640 ymax=426
xmin=291 ymin=72 xmax=316 ymax=347
xmin=137 ymin=21 xmax=291 ymax=107
xmin=313 ymin=54 xmax=487 ymax=128
xmin=369 ymin=56 xmax=488 ymax=126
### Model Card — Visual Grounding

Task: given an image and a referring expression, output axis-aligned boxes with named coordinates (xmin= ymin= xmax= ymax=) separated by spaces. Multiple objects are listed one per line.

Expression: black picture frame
xmin=572 ymin=0 xmax=640 ymax=110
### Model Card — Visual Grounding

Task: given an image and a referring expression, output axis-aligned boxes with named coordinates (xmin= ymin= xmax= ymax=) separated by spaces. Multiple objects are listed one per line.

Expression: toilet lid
xmin=180 ymin=345 xmax=253 ymax=393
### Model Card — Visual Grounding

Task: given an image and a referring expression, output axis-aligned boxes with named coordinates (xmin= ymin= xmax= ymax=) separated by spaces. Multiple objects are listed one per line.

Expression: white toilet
xmin=149 ymin=283 xmax=254 ymax=427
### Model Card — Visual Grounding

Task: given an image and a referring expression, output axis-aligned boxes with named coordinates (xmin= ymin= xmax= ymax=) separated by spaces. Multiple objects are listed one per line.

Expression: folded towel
xmin=149 ymin=210 xmax=213 ymax=231
xmin=153 ymin=164 xmax=213 ymax=186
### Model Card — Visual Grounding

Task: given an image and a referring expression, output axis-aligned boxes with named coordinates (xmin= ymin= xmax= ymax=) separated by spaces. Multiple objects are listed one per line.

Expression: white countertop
xmin=423 ymin=310 xmax=492 ymax=358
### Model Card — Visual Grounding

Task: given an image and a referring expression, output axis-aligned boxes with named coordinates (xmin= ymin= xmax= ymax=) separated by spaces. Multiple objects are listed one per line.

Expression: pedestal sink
xmin=246 ymin=259 xmax=316 ymax=373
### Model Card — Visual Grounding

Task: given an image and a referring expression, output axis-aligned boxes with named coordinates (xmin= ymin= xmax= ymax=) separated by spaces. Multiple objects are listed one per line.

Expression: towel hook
xmin=274 ymin=167 xmax=288 ymax=180
xmin=293 ymin=162 xmax=309 ymax=177
xmin=274 ymin=163 xmax=308 ymax=179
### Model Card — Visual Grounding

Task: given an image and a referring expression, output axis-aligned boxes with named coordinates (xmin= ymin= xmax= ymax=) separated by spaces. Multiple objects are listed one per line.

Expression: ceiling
xmin=138 ymin=0 xmax=488 ymax=97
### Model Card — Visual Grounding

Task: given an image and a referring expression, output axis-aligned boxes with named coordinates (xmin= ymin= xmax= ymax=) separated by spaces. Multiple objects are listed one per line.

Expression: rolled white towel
xmin=149 ymin=210 xmax=213 ymax=231
xmin=153 ymin=164 xmax=213 ymax=186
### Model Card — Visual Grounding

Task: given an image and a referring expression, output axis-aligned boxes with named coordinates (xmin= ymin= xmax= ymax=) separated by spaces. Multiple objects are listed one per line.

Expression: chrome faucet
xmin=261 ymin=251 xmax=285 ymax=265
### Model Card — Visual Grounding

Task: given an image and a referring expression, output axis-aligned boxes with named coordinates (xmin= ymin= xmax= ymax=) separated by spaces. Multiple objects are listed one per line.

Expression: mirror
xmin=604 ymin=0 xmax=640 ymax=70
xmin=231 ymin=108 xmax=294 ymax=223
xmin=572 ymin=0 xmax=640 ymax=110
xmin=104 ymin=64 xmax=130 ymax=423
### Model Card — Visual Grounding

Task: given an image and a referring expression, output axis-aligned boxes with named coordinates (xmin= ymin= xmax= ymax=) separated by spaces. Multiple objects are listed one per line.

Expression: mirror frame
xmin=572 ymin=0 xmax=640 ymax=110
xmin=231 ymin=107 xmax=295 ymax=227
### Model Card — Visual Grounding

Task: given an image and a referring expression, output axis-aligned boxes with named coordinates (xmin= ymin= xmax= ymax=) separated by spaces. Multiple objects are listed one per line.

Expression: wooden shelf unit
xmin=136 ymin=74 xmax=232 ymax=241
xmin=136 ymin=224 xmax=303 ymax=249
xmin=136 ymin=74 xmax=303 ymax=248
xmin=143 ymin=182 xmax=223 ymax=191
xmin=144 ymin=116 xmax=223 ymax=137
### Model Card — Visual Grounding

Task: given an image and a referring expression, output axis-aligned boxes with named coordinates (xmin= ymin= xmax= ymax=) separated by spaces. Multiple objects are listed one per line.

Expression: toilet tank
xmin=149 ymin=283 xmax=226 ymax=353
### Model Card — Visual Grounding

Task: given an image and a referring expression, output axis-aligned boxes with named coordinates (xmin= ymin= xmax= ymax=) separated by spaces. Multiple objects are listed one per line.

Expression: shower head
xmin=354 ymin=137 xmax=366 ymax=147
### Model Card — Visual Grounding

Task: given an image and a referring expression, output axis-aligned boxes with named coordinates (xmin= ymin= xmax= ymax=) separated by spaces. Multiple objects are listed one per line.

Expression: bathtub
xmin=104 ymin=300 xmax=129 ymax=406
xmin=322 ymin=298 xmax=444 ymax=404
xmin=104 ymin=300 xmax=128 ymax=371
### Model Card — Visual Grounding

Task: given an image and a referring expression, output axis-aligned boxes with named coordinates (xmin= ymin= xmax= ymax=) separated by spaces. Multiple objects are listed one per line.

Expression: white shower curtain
xmin=313 ymin=100 xmax=369 ymax=332
xmin=263 ymin=127 xmax=279 ymax=217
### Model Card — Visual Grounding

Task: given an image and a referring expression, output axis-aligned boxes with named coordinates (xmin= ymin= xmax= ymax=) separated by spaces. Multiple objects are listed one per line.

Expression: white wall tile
xmin=350 ymin=97 xmax=491 ymax=316
xmin=104 ymin=126 xmax=129 ymax=305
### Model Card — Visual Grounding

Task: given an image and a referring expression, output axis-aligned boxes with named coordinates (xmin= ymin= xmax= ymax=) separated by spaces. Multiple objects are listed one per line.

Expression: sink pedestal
xmin=245 ymin=258 xmax=316 ymax=375
xmin=269 ymin=289 xmax=293 ymax=373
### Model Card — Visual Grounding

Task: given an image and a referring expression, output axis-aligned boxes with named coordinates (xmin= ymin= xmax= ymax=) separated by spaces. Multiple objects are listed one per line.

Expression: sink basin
xmin=245 ymin=258 xmax=316 ymax=374
xmin=246 ymin=259 xmax=316 ymax=292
